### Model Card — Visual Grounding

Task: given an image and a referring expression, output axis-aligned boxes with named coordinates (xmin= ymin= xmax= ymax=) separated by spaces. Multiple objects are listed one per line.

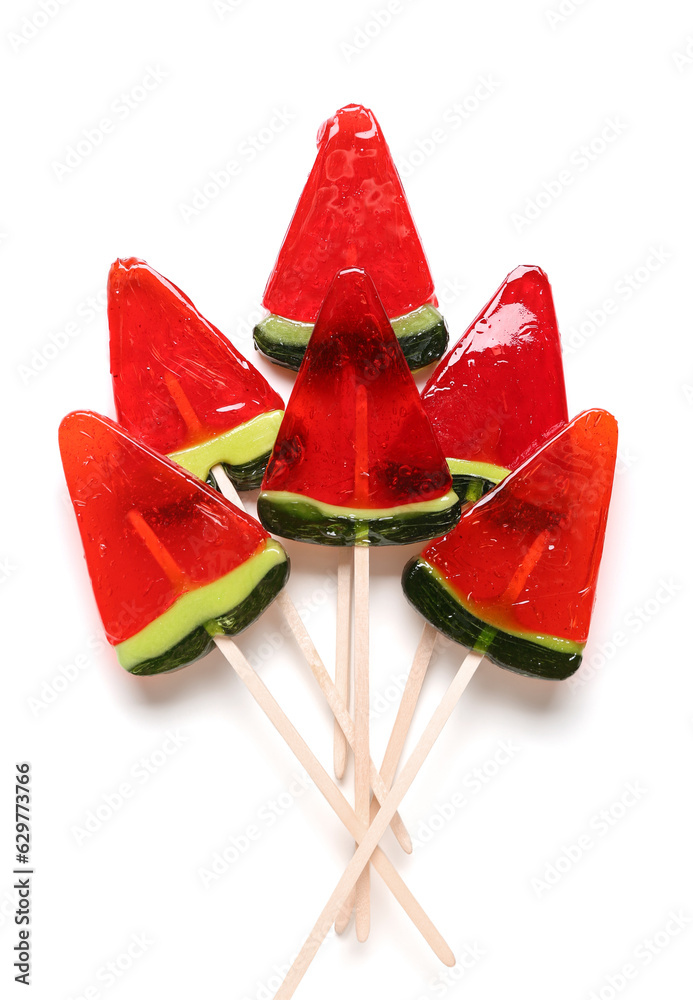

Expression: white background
xmin=2 ymin=1 xmax=693 ymax=998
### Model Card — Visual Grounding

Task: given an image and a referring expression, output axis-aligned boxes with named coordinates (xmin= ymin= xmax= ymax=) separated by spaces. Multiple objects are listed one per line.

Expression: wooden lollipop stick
xmin=353 ymin=542 xmax=370 ymax=941
xmin=338 ymin=620 xmax=439 ymax=931
xmin=351 ymin=383 xmax=371 ymax=940
xmin=210 ymin=464 xmax=412 ymax=854
xmin=274 ymin=649 xmax=485 ymax=1000
xmin=333 ymin=549 xmax=352 ymax=779
xmin=380 ymin=622 xmax=439 ymax=787
xmin=213 ymin=635 xmax=455 ymax=967
xmin=334 ymin=887 xmax=356 ymax=935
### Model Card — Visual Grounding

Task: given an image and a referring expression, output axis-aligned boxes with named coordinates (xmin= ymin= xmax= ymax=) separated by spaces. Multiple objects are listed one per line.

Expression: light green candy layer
xmin=422 ymin=561 xmax=585 ymax=656
xmin=258 ymin=488 xmax=460 ymax=523
xmin=116 ymin=540 xmax=286 ymax=669
xmin=446 ymin=457 xmax=511 ymax=484
xmin=168 ymin=410 xmax=284 ymax=480
xmin=256 ymin=304 xmax=444 ymax=349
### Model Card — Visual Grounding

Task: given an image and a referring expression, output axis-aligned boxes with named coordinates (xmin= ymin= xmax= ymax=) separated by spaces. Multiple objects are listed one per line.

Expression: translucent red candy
xmin=109 ymin=257 xmax=284 ymax=456
xmin=262 ymin=268 xmax=452 ymax=509
xmin=420 ymin=410 xmax=618 ymax=643
xmin=421 ymin=266 xmax=568 ymax=472
xmin=262 ymin=104 xmax=437 ymax=323
xmin=59 ymin=411 xmax=272 ymax=645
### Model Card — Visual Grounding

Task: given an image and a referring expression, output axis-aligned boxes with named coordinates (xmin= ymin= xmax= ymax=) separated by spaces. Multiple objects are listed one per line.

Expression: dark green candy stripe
xmin=206 ymin=452 xmax=272 ymax=492
xmin=450 ymin=474 xmax=497 ymax=505
xmin=402 ymin=558 xmax=583 ymax=680
xmin=257 ymin=495 xmax=461 ymax=547
xmin=253 ymin=316 xmax=449 ymax=373
xmin=126 ymin=561 xmax=290 ymax=676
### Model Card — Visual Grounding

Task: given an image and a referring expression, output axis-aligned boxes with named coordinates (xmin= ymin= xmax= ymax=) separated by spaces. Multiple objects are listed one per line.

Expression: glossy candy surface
xmin=109 ymin=257 xmax=284 ymax=486
xmin=258 ymin=268 xmax=460 ymax=545
xmin=421 ymin=266 xmax=568 ymax=499
xmin=254 ymin=105 xmax=447 ymax=370
xmin=59 ymin=412 xmax=288 ymax=672
xmin=403 ymin=410 xmax=617 ymax=678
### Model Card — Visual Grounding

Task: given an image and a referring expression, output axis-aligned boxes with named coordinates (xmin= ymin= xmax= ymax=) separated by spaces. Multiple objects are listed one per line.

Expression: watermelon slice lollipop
xmin=421 ymin=265 xmax=568 ymax=502
xmin=403 ymin=409 xmax=618 ymax=680
xmin=109 ymin=257 xmax=285 ymax=490
xmin=109 ymin=259 xmax=413 ymax=854
xmin=258 ymin=266 xmax=459 ymax=941
xmin=276 ymin=410 xmax=618 ymax=998
xmin=59 ymin=411 xmax=452 ymax=963
xmin=59 ymin=411 xmax=289 ymax=675
xmin=258 ymin=267 xmax=461 ymax=546
xmin=254 ymin=104 xmax=448 ymax=372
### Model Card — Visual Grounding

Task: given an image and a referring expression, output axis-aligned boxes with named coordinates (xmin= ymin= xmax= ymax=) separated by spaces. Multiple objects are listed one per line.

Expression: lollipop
xmin=107 ymin=257 xmax=412 ymax=854
xmin=275 ymin=409 xmax=618 ymax=998
xmin=59 ymin=411 xmax=453 ymax=965
xmin=421 ymin=265 xmax=568 ymax=501
xmin=258 ymin=267 xmax=460 ymax=939
xmin=254 ymin=104 xmax=448 ymax=372
xmin=384 ymin=265 xmax=569 ymax=783
xmin=109 ymin=257 xmax=284 ymax=489
xmin=59 ymin=411 xmax=289 ymax=673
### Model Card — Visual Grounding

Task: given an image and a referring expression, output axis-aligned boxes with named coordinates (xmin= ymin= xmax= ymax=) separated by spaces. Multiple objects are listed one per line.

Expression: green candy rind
xmin=450 ymin=475 xmax=495 ymax=504
xmin=257 ymin=490 xmax=461 ymax=547
xmin=168 ymin=410 xmax=284 ymax=487
xmin=206 ymin=453 xmax=273 ymax=492
xmin=253 ymin=305 xmax=448 ymax=372
xmin=124 ymin=627 xmax=214 ymax=677
xmin=402 ymin=558 xmax=584 ymax=680
xmin=204 ymin=561 xmax=289 ymax=637
xmin=117 ymin=541 xmax=288 ymax=674
xmin=123 ymin=561 xmax=290 ymax=676
xmin=445 ymin=458 xmax=511 ymax=505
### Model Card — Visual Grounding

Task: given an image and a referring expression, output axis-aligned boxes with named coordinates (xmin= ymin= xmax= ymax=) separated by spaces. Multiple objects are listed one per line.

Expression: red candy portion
xmin=109 ymin=258 xmax=284 ymax=456
xmin=263 ymin=104 xmax=437 ymax=323
xmin=421 ymin=266 xmax=568 ymax=471
xmin=421 ymin=410 xmax=618 ymax=643
xmin=59 ymin=412 xmax=271 ymax=645
xmin=263 ymin=268 xmax=452 ymax=509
